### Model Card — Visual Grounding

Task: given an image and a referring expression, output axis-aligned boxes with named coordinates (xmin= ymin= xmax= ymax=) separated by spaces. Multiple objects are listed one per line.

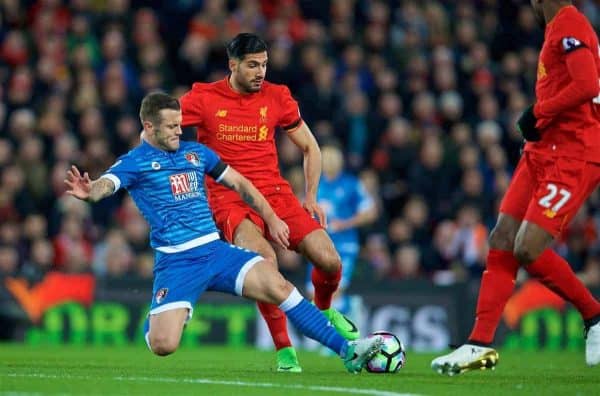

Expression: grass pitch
xmin=0 ymin=343 xmax=597 ymax=395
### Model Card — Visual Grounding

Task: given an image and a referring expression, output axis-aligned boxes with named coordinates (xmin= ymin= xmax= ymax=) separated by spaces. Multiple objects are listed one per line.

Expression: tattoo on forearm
xmin=90 ymin=178 xmax=115 ymax=201
xmin=221 ymin=178 xmax=237 ymax=190
xmin=241 ymin=189 xmax=256 ymax=208
xmin=223 ymin=175 xmax=269 ymax=218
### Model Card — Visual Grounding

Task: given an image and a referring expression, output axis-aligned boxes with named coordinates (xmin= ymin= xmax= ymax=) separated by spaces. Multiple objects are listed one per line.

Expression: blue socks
xmin=279 ymin=288 xmax=348 ymax=357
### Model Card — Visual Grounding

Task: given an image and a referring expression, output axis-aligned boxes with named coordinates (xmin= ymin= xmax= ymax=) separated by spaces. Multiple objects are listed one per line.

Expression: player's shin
xmin=526 ymin=249 xmax=600 ymax=321
xmin=469 ymin=249 xmax=520 ymax=344
xmin=311 ymin=267 xmax=341 ymax=310
xmin=279 ymin=288 xmax=347 ymax=356
xmin=257 ymin=301 xmax=292 ymax=350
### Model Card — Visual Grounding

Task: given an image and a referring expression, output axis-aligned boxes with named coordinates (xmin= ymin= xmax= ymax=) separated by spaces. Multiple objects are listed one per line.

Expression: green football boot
xmin=322 ymin=308 xmax=360 ymax=340
xmin=276 ymin=346 xmax=302 ymax=373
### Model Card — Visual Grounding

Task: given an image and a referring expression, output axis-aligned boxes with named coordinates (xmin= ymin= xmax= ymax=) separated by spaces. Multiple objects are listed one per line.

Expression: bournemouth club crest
xmin=155 ymin=288 xmax=168 ymax=304
xmin=185 ymin=152 xmax=200 ymax=166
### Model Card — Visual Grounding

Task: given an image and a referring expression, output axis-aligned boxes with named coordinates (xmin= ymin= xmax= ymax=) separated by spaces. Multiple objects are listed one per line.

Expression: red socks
xmin=311 ymin=267 xmax=341 ymax=310
xmin=469 ymin=249 xmax=520 ymax=344
xmin=469 ymin=247 xmax=600 ymax=346
xmin=257 ymin=302 xmax=291 ymax=350
xmin=526 ymin=249 xmax=600 ymax=321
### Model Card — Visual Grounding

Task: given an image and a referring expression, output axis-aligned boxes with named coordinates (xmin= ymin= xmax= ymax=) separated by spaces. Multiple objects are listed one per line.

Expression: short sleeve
xmin=355 ymin=179 xmax=374 ymax=213
xmin=200 ymin=144 xmax=228 ymax=181
xmin=278 ymin=85 xmax=302 ymax=132
xmin=552 ymin=14 xmax=592 ymax=54
xmin=102 ymin=154 xmax=139 ymax=191
xmin=180 ymin=84 xmax=204 ymax=127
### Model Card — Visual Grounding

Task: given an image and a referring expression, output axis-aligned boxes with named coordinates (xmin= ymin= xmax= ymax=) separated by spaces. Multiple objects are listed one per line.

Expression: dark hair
xmin=226 ymin=33 xmax=267 ymax=60
xmin=139 ymin=92 xmax=180 ymax=126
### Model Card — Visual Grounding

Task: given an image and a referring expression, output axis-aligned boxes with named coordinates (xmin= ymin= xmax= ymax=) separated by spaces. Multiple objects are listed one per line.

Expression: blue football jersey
xmin=102 ymin=140 xmax=226 ymax=249
xmin=317 ymin=173 xmax=373 ymax=254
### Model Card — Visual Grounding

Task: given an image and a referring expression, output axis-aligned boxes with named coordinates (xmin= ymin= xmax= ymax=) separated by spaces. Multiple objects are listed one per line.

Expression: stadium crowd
xmin=1 ymin=0 xmax=600 ymax=289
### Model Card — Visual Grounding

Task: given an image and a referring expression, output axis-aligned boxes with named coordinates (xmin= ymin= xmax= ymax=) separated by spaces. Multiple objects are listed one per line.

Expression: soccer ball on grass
xmin=365 ymin=331 xmax=406 ymax=373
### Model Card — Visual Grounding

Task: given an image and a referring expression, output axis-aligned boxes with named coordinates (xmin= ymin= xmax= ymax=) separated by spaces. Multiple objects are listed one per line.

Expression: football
xmin=366 ymin=331 xmax=406 ymax=373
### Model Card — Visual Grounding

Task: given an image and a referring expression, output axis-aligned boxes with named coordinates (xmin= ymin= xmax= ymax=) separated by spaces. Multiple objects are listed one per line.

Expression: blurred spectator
xmin=0 ymin=0 xmax=598 ymax=287
xmin=0 ymin=245 xmax=19 ymax=276
xmin=390 ymin=244 xmax=422 ymax=280
xmin=448 ymin=205 xmax=488 ymax=277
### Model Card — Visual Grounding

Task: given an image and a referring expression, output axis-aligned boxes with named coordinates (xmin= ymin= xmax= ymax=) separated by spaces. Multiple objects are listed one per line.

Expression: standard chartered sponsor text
xmin=218 ymin=123 xmax=261 ymax=141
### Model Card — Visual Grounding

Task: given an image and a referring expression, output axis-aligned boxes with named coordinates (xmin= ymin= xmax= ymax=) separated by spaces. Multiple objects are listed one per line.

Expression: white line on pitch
xmin=6 ymin=373 xmax=422 ymax=396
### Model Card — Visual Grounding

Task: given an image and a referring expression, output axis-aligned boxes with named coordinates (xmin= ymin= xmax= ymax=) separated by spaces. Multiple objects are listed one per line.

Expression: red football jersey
xmin=525 ymin=5 xmax=600 ymax=163
xmin=180 ymin=78 xmax=302 ymax=201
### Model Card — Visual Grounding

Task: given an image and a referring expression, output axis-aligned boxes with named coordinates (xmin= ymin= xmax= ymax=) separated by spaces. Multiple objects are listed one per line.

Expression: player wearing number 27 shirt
xmin=432 ymin=1 xmax=600 ymax=376
xmin=179 ymin=34 xmax=358 ymax=372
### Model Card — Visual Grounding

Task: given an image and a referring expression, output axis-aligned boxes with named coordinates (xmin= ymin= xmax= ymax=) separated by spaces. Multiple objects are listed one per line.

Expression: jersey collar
xmin=140 ymin=138 xmax=181 ymax=155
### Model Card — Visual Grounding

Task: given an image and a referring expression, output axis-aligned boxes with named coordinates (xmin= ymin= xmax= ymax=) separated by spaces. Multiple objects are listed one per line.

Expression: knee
xmin=266 ymin=272 xmax=293 ymax=303
xmin=149 ymin=333 xmax=179 ymax=356
xmin=513 ymin=243 xmax=538 ymax=266
xmin=315 ymin=250 xmax=342 ymax=273
xmin=489 ymin=224 xmax=516 ymax=251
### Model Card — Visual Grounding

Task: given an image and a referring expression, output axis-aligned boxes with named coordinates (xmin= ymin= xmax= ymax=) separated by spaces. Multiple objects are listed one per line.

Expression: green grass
xmin=0 ymin=344 xmax=597 ymax=395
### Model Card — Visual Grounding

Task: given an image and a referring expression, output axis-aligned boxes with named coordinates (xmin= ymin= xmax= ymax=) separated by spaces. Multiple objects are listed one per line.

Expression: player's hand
xmin=328 ymin=219 xmax=347 ymax=233
xmin=517 ymin=104 xmax=542 ymax=142
xmin=266 ymin=216 xmax=290 ymax=249
xmin=64 ymin=165 xmax=92 ymax=201
xmin=304 ymin=198 xmax=327 ymax=228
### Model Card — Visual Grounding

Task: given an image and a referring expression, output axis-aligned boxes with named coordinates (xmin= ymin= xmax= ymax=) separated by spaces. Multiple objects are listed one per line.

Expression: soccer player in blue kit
xmin=64 ymin=92 xmax=382 ymax=373
xmin=306 ymin=144 xmax=377 ymax=314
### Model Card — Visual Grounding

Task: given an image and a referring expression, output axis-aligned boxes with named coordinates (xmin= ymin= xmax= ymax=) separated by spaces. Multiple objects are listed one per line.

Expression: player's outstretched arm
xmin=286 ymin=122 xmax=327 ymax=227
xmin=64 ymin=165 xmax=115 ymax=203
xmin=219 ymin=167 xmax=290 ymax=248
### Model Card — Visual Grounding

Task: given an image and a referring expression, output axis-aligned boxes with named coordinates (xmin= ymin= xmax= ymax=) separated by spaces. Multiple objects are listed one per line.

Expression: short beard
xmin=242 ymin=81 xmax=260 ymax=93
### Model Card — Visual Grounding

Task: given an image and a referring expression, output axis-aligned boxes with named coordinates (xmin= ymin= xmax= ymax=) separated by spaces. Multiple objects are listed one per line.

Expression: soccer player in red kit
xmin=432 ymin=0 xmax=600 ymax=375
xmin=179 ymin=33 xmax=359 ymax=372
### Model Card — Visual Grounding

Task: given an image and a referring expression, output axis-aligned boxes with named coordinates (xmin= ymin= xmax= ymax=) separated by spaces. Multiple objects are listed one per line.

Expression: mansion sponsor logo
xmin=169 ymin=172 xmax=201 ymax=201
xmin=217 ymin=123 xmax=268 ymax=142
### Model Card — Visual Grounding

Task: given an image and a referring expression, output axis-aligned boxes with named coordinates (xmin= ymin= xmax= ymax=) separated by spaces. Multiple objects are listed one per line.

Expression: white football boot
xmin=585 ymin=320 xmax=600 ymax=366
xmin=431 ymin=344 xmax=499 ymax=376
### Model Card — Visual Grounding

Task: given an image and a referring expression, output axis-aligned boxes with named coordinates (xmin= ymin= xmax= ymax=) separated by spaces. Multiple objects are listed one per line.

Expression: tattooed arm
xmin=64 ymin=165 xmax=116 ymax=202
xmin=218 ymin=166 xmax=290 ymax=248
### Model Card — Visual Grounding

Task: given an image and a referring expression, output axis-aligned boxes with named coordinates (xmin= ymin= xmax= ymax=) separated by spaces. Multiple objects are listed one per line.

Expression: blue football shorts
xmin=148 ymin=239 xmax=262 ymax=320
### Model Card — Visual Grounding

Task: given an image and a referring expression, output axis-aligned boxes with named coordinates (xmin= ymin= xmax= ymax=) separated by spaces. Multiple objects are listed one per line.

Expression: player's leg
xmin=232 ymin=218 xmax=299 ymax=372
xmin=514 ymin=220 xmax=600 ymax=365
xmin=271 ymin=190 xmax=360 ymax=340
xmin=147 ymin=308 xmax=189 ymax=356
xmin=430 ymin=213 xmax=519 ymax=375
xmin=514 ymin=155 xmax=600 ymax=365
xmin=432 ymin=154 xmax=533 ymax=375
xmin=306 ymin=252 xmax=357 ymax=312
xmin=241 ymin=258 xmax=383 ymax=373
xmin=297 ymin=229 xmax=359 ymax=340
xmin=144 ymin=246 xmax=213 ymax=356
xmin=334 ymin=252 xmax=359 ymax=313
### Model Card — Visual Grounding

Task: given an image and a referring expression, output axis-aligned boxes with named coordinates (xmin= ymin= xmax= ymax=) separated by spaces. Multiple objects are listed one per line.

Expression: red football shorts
xmin=500 ymin=151 xmax=600 ymax=237
xmin=211 ymin=184 xmax=322 ymax=250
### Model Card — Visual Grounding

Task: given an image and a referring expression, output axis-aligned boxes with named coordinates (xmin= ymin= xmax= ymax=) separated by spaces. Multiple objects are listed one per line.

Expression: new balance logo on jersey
xmin=169 ymin=172 xmax=201 ymax=200
xmin=215 ymin=109 xmax=227 ymax=118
